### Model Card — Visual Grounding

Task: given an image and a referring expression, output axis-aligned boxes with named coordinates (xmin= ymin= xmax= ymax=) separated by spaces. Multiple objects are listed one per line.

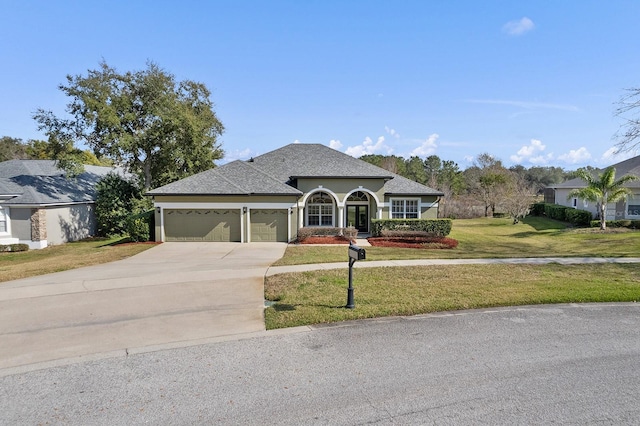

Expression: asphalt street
xmin=2 ymin=303 xmax=639 ymax=425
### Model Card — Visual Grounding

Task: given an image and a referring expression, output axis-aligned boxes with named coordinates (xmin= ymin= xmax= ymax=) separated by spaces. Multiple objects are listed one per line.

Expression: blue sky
xmin=2 ymin=0 xmax=640 ymax=170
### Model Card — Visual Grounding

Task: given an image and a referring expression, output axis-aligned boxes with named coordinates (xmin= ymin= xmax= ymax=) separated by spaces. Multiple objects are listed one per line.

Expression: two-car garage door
xmin=163 ymin=208 xmax=288 ymax=242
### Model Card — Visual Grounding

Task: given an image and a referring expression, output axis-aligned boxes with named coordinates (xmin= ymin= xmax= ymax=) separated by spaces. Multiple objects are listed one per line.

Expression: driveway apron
xmin=0 ymin=242 xmax=287 ymax=371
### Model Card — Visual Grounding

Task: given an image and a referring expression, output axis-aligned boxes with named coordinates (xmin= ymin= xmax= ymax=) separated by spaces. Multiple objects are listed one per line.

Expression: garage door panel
xmin=164 ymin=209 xmax=240 ymax=242
xmin=250 ymin=209 xmax=288 ymax=242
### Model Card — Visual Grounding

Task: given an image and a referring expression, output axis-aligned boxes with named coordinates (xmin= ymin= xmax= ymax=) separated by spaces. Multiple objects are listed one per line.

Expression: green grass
xmin=265 ymin=263 xmax=640 ymax=329
xmin=0 ymin=237 xmax=155 ymax=283
xmin=271 ymin=217 xmax=640 ymax=266
xmin=267 ymin=217 xmax=640 ymax=329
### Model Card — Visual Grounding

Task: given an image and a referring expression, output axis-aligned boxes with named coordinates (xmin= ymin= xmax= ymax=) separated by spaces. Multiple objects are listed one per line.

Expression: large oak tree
xmin=34 ymin=61 xmax=224 ymax=189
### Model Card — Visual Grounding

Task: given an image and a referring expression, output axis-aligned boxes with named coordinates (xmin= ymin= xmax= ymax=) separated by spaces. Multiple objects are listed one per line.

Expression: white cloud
xmin=510 ymin=139 xmax=547 ymax=163
xmin=221 ymin=148 xmax=254 ymax=163
xmin=596 ymin=147 xmax=637 ymax=165
xmin=557 ymin=147 xmax=592 ymax=164
xmin=329 ymin=139 xmax=343 ymax=150
xmin=345 ymin=136 xmax=393 ymax=157
xmin=503 ymin=17 xmax=535 ymax=36
xmin=463 ymin=155 xmax=475 ymax=164
xmin=384 ymin=126 xmax=400 ymax=139
xmin=601 ymin=147 xmax=618 ymax=160
xmin=410 ymin=133 xmax=439 ymax=157
xmin=293 ymin=139 xmax=301 ymax=144
xmin=528 ymin=155 xmax=553 ymax=165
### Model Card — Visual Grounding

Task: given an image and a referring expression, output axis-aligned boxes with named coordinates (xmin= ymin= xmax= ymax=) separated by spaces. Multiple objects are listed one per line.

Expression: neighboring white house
xmin=547 ymin=155 xmax=640 ymax=220
xmin=0 ymin=160 xmax=118 ymax=249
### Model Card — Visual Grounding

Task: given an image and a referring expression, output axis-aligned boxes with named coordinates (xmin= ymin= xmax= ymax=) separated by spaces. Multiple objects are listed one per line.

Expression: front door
xmin=347 ymin=205 xmax=369 ymax=233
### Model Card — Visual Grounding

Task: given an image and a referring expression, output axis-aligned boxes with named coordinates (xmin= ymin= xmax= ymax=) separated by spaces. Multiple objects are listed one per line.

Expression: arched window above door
xmin=308 ymin=192 xmax=333 ymax=204
xmin=347 ymin=191 xmax=368 ymax=202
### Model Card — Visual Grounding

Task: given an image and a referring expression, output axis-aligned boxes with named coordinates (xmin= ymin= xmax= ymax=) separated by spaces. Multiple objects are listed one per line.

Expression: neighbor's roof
xmin=149 ymin=143 xmax=443 ymax=197
xmin=0 ymin=160 xmax=119 ymax=205
xmin=552 ymin=155 xmax=640 ymax=189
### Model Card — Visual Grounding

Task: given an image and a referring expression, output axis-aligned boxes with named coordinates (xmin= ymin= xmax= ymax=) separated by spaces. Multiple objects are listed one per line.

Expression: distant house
xmin=147 ymin=143 xmax=444 ymax=243
xmin=547 ymin=155 xmax=640 ymax=220
xmin=0 ymin=160 xmax=118 ymax=249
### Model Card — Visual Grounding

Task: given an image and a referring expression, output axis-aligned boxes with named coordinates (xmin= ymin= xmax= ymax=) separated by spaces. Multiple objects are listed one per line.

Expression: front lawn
xmin=272 ymin=217 xmax=640 ymax=266
xmin=265 ymin=263 xmax=640 ymax=329
xmin=0 ymin=238 xmax=155 ymax=283
xmin=267 ymin=217 xmax=640 ymax=329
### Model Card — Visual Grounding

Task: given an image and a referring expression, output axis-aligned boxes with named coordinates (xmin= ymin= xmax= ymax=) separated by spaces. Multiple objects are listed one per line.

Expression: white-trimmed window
xmin=0 ymin=206 xmax=7 ymax=234
xmin=391 ymin=199 xmax=419 ymax=219
xmin=628 ymin=205 xmax=640 ymax=216
xmin=307 ymin=192 xmax=334 ymax=226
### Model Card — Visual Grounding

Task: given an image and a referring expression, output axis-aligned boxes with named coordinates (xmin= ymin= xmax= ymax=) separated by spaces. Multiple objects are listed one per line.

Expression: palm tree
xmin=567 ymin=167 xmax=638 ymax=230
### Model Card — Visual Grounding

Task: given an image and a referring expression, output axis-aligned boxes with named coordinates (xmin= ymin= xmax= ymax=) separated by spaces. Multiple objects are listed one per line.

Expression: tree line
xmin=0 ymin=136 xmax=108 ymax=165
xmin=3 ymin=60 xmax=640 ymax=226
xmin=360 ymin=153 xmax=582 ymax=220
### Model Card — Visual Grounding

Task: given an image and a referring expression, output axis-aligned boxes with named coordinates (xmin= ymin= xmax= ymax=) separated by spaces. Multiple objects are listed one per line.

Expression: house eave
xmin=146 ymin=192 xmax=302 ymax=197
xmin=385 ymin=192 xmax=444 ymax=197
xmin=290 ymin=175 xmax=394 ymax=180
xmin=0 ymin=201 xmax=96 ymax=208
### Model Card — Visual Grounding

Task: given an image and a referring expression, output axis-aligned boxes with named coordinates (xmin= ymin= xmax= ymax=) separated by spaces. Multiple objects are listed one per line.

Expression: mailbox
xmin=349 ymin=244 xmax=366 ymax=261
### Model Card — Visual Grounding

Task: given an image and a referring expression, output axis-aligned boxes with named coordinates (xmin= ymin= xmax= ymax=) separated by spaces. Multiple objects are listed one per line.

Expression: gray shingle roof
xmin=147 ymin=143 xmax=443 ymax=196
xmin=0 ymin=160 xmax=118 ymax=205
xmin=147 ymin=160 xmax=302 ymax=195
xmin=552 ymin=155 xmax=640 ymax=189
xmin=384 ymin=173 xmax=444 ymax=195
xmin=250 ymin=143 xmax=394 ymax=181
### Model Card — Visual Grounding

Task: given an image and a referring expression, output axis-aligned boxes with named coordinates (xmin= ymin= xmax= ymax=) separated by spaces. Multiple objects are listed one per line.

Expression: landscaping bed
xmin=367 ymin=236 xmax=458 ymax=249
xmin=298 ymin=236 xmax=352 ymax=245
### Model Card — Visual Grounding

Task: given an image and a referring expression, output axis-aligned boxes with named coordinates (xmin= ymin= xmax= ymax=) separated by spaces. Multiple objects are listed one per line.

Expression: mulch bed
xmin=367 ymin=236 xmax=458 ymax=249
xmin=297 ymin=236 xmax=353 ymax=245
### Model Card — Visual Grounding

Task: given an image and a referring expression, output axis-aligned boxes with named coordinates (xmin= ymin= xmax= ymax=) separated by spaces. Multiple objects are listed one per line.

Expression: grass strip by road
xmin=0 ymin=238 xmax=155 ymax=283
xmin=264 ymin=263 xmax=640 ymax=329
xmin=271 ymin=217 xmax=640 ymax=266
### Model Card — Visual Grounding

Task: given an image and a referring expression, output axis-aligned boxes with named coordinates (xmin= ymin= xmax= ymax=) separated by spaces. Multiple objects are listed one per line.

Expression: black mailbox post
xmin=347 ymin=243 xmax=366 ymax=309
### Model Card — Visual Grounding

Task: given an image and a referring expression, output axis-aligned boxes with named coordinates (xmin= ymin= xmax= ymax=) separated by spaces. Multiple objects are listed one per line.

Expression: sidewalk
xmin=266 ymin=256 xmax=640 ymax=276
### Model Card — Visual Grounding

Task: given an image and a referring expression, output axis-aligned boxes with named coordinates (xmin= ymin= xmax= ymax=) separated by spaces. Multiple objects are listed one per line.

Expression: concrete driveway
xmin=0 ymin=242 xmax=287 ymax=371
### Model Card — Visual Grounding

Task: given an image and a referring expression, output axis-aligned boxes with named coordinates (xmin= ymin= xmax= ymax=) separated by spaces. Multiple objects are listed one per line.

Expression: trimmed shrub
xmin=0 ymin=243 xmax=29 ymax=253
xmin=370 ymin=219 xmax=452 ymax=237
xmin=564 ymin=208 xmax=592 ymax=226
xmin=544 ymin=204 xmax=570 ymax=221
xmin=532 ymin=202 xmax=591 ymax=226
xmin=126 ymin=210 xmax=155 ymax=242
xmin=297 ymin=227 xmax=358 ymax=241
xmin=530 ymin=202 xmax=546 ymax=216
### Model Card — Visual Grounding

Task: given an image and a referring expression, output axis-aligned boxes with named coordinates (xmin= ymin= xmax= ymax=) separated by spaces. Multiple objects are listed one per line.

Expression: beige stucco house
xmin=0 ymin=160 xmax=117 ymax=249
xmin=147 ymin=143 xmax=443 ymax=242
xmin=547 ymin=155 xmax=640 ymax=220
